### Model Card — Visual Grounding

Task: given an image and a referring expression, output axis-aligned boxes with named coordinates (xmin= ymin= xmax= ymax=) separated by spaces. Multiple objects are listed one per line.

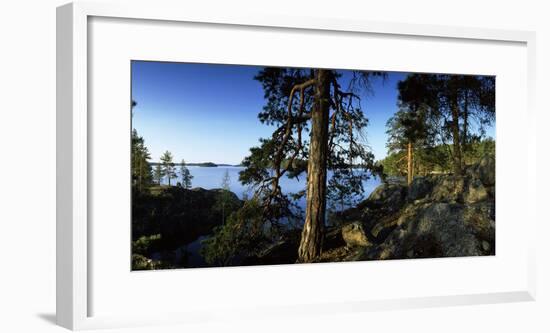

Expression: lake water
xmin=161 ymin=166 xmax=381 ymax=211
xmin=158 ymin=166 xmax=381 ymax=267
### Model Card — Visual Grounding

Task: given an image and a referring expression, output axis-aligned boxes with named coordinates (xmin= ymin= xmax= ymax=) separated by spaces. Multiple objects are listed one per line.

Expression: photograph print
xmin=131 ymin=61 xmax=495 ymax=270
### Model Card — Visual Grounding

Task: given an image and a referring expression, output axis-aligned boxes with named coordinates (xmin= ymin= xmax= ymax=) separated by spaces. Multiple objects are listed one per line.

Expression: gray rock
xmin=464 ymin=178 xmax=488 ymax=204
xmin=342 ymin=222 xmax=371 ymax=248
xmin=408 ymin=176 xmax=434 ymax=201
xmin=366 ymin=183 xmax=407 ymax=212
xmin=463 ymin=202 xmax=495 ymax=242
xmin=478 ymin=155 xmax=495 ymax=186
xmin=362 ymin=200 xmax=494 ymax=260
xmin=431 ymin=176 xmax=466 ymax=203
xmin=338 ymin=157 xmax=495 ymax=263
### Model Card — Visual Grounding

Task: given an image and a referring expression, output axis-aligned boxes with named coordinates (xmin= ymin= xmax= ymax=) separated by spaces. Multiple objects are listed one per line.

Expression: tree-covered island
xmin=131 ymin=62 xmax=495 ymax=270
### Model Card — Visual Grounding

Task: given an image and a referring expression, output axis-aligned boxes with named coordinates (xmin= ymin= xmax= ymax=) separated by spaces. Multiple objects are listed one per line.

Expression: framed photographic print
xmin=57 ymin=1 xmax=537 ymax=330
xmin=130 ymin=61 xmax=497 ymax=269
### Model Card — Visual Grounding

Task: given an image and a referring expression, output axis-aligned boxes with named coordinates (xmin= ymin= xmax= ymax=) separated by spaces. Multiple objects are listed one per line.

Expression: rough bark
xmin=462 ymin=90 xmax=469 ymax=169
xmin=298 ymin=69 xmax=330 ymax=262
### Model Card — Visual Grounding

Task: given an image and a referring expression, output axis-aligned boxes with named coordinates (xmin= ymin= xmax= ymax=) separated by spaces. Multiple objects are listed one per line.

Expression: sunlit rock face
xmin=323 ymin=156 xmax=495 ymax=262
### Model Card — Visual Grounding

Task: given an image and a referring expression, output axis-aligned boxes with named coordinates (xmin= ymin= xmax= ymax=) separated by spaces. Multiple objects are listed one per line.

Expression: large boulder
xmin=133 ymin=186 xmax=242 ymax=247
xmin=354 ymin=157 xmax=495 ymax=261
xmin=431 ymin=176 xmax=466 ymax=203
xmin=366 ymin=183 xmax=407 ymax=211
xmin=362 ymin=198 xmax=495 ymax=261
xmin=463 ymin=201 xmax=495 ymax=245
xmin=408 ymin=176 xmax=434 ymax=201
xmin=464 ymin=178 xmax=488 ymax=204
xmin=478 ymin=155 xmax=495 ymax=187
xmin=342 ymin=222 xmax=371 ymax=248
xmin=349 ymin=183 xmax=407 ymax=240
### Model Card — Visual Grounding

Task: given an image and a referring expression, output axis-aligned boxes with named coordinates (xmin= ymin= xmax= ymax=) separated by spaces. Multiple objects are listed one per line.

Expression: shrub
xmin=132 ymin=234 xmax=162 ymax=256
xmin=201 ymin=198 xmax=265 ymax=266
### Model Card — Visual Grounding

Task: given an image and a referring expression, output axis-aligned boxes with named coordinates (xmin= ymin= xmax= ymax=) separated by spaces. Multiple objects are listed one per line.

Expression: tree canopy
xmin=131 ymin=129 xmax=153 ymax=191
xmin=160 ymin=151 xmax=176 ymax=186
xmin=233 ymin=67 xmax=384 ymax=262
xmin=384 ymin=73 xmax=495 ymax=179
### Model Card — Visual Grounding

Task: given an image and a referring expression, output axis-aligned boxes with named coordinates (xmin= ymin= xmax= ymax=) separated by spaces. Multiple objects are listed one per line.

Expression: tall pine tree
xmin=160 ymin=151 xmax=176 ymax=186
xmin=131 ymin=129 xmax=153 ymax=191
xmin=179 ymin=159 xmax=193 ymax=189
xmin=239 ymin=68 xmax=382 ymax=262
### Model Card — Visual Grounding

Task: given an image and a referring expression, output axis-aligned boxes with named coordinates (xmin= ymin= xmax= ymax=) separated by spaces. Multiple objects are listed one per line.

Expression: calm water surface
xmin=158 ymin=166 xmax=381 ymax=266
xmin=161 ymin=166 xmax=381 ymax=210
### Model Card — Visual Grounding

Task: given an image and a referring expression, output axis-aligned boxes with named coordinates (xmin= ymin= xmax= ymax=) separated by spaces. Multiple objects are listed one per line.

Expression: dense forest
xmin=131 ymin=69 xmax=496 ymax=270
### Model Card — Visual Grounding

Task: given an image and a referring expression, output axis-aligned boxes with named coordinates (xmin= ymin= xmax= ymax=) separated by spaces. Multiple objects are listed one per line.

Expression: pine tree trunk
xmin=298 ymin=69 xmax=330 ymax=263
xmin=462 ymin=92 xmax=469 ymax=148
xmin=462 ymin=91 xmax=469 ymax=169
xmin=407 ymin=141 xmax=413 ymax=186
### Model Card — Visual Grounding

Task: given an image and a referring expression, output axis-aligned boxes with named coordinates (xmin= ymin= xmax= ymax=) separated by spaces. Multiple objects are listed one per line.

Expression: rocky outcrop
xmin=131 ymin=186 xmax=243 ymax=270
xmin=328 ymin=157 xmax=495 ymax=262
xmin=342 ymin=222 xmax=371 ymax=248
xmin=132 ymin=186 xmax=242 ymax=250
xmin=366 ymin=200 xmax=495 ymax=260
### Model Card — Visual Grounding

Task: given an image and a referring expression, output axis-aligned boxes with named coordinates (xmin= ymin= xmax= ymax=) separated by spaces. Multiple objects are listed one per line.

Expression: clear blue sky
xmin=131 ymin=61 xmax=493 ymax=164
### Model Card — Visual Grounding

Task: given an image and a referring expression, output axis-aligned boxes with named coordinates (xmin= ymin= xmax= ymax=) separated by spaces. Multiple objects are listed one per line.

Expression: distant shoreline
xmin=149 ymin=162 xmax=243 ymax=167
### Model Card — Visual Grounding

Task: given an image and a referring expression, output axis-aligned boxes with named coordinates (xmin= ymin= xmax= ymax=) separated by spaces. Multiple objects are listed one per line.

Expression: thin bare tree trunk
xmin=298 ymin=69 xmax=330 ymax=263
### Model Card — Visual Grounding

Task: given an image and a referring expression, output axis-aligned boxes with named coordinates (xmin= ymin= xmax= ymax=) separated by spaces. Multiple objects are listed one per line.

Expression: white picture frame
xmin=57 ymin=1 xmax=537 ymax=330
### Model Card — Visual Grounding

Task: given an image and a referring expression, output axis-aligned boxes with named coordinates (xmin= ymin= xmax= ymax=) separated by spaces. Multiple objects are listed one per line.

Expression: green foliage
xmin=254 ymin=67 xmax=315 ymax=126
xmin=239 ymin=139 xmax=275 ymax=185
xmin=328 ymin=169 xmax=357 ymax=212
xmin=186 ymin=162 xmax=217 ymax=167
xmin=201 ymin=199 xmax=264 ymax=266
xmin=221 ymin=169 xmax=231 ymax=190
xmin=239 ymin=68 xmax=383 ymax=228
xmin=132 ymin=185 xmax=243 ymax=257
xmin=380 ymin=139 xmax=494 ymax=177
xmin=239 ymin=138 xmax=302 ymax=227
xmin=131 ymin=254 xmax=171 ymax=270
xmin=131 ymin=129 xmax=153 ymax=191
xmin=179 ymin=159 xmax=193 ymax=189
xmin=386 ymin=74 xmax=442 ymax=173
xmin=327 ymin=168 xmax=372 ymax=213
xmin=463 ymin=137 xmax=495 ymax=164
xmin=213 ymin=170 xmax=239 ymax=224
xmin=131 ymin=254 xmax=156 ymax=270
xmin=132 ymin=234 xmax=162 ymax=256
xmin=160 ymin=150 xmax=176 ymax=185
xmin=153 ymin=164 xmax=163 ymax=185
xmin=385 ymin=74 xmax=495 ymax=177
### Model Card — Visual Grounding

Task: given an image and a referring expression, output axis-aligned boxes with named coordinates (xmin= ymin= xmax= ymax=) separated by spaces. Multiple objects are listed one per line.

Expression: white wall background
xmin=0 ymin=0 xmax=547 ymax=332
